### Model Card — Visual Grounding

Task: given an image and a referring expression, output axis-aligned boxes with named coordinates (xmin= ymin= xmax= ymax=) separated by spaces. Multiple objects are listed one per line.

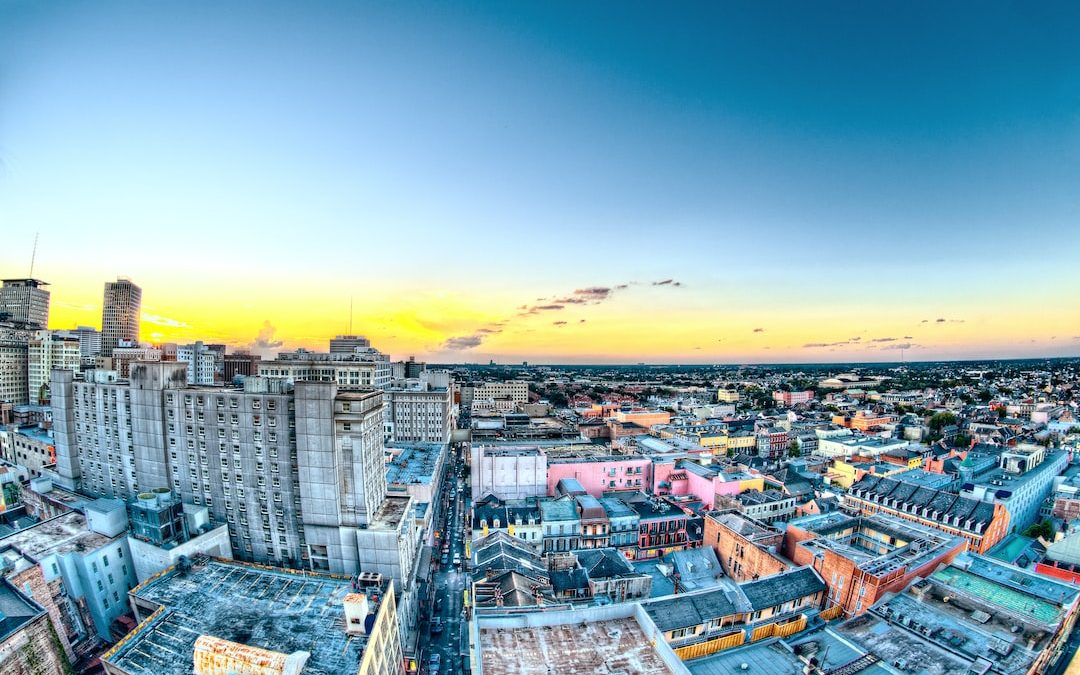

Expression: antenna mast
xmin=28 ymin=232 xmax=39 ymax=277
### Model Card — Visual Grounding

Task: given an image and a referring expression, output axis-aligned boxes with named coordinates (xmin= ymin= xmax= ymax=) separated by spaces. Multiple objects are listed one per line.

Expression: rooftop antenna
xmin=28 ymin=232 xmax=39 ymax=277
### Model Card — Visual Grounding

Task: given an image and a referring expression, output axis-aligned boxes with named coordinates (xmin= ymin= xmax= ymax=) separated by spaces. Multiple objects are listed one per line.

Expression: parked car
xmin=430 ymin=617 xmax=444 ymax=635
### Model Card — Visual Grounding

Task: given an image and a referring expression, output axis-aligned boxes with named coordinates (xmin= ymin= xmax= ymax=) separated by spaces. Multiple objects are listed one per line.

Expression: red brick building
xmin=704 ymin=511 xmax=789 ymax=582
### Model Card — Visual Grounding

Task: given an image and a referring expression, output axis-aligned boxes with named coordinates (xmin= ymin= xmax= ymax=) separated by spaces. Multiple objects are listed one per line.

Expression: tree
xmin=929 ymin=412 xmax=957 ymax=430
xmin=788 ymin=440 xmax=801 ymax=458
xmin=997 ymin=407 xmax=1008 ymax=419
xmin=1023 ymin=519 xmax=1054 ymax=540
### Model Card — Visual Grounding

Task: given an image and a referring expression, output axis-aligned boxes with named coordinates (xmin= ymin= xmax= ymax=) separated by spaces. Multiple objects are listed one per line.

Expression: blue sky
xmin=1 ymin=1 xmax=1078 ymax=362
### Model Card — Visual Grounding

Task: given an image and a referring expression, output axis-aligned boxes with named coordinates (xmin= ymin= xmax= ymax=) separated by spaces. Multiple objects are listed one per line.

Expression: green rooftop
xmin=931 ymin=566 xmax=1061 ymax=624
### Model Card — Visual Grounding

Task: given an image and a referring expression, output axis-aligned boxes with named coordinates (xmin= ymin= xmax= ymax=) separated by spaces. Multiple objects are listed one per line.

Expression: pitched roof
xmin=740 ymin=567 xmax=825 ymax=612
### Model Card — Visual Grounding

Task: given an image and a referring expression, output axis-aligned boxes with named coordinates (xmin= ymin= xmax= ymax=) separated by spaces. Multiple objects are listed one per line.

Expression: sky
xmin=1 ymin=1 xmax=1078 ymax=364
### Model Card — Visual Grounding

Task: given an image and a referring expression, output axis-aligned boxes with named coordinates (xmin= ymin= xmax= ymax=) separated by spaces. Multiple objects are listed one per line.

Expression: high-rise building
xmin=27 ymin=329 xmax=80 ymax=403
xmin=0 ymin=278 xmax=50 ymax=328
xmin=100 ymin=277 xmax=141 ymax=357
xmin=50 ymin=363 xmax=405 ymax=573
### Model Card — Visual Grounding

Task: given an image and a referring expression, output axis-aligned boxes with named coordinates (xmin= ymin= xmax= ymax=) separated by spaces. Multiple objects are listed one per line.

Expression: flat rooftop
xmin=0 ymin=512 xmax=114 ymax=558
xmin=479 ymin=616 xmax=677 ymax=674
xmin=105 ymin=558 xmax=386 ymax=675
xmin=368 ymin=494 xmax=411 ymax=529
xmin=385 ymin=441 xmax=446 ymax=486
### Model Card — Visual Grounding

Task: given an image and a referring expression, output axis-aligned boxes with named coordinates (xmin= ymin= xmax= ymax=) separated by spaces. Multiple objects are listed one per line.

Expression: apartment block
xmin=51 ymin=363 xmax=402 ymax=575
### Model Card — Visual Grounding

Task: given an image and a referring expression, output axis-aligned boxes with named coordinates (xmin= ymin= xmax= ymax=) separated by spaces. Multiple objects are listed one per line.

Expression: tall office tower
xmin=27 ymin=329 xmax=81 ymax=403
xmin=0 ymin=278 xmax=50 ymax=328
xmin=100 ymin=277 xmax=142 ymax=357
xmin=329 ymin=334 xmax=370 ymax=353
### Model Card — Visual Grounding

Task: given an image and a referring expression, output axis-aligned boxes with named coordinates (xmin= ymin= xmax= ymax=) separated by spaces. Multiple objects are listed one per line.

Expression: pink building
xmin=546 ymin=456 xmax=652 ymax=497
xmin=773 ymin=390 xmax=815 ymax=406
xmin=652 ymin=458 xmax=765 ymax=510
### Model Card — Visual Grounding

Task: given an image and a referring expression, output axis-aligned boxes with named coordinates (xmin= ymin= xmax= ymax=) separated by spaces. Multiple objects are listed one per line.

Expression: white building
xmin=382 ymin=381 xmax=455 ymax=444
xmin=470 ymin=381 xmax=529 ymax=415
xmin=471 ymin=445 xmax=547 ymax=500
xmin=56 ymin=326 xmax=103 ymax=366
xmin=176 ymin=341 xmax=218 ymax=385
xmin=27 ymin=330 xmax=81 ymax=404
xmin=258 ymin=348 xmax=392 ymax=389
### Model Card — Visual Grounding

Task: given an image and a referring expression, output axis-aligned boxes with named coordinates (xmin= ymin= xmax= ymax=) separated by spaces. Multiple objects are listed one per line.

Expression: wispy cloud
xmin=56 ymin=300 xmax=98 ymax=312
xmin=142 ymin=313 xmax=190 ymax=329
xmin=753 ymin=328 xmax=765 ymax=333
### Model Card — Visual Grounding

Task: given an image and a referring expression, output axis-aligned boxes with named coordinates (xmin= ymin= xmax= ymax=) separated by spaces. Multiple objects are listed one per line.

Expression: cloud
xmin=933 ymin=317 xmax=964 ymax=324
xmin=921 ymin=319 xmax=929 ymax=323
xmin=475 ymin=327 xmax=502 ymax=334
xmin=56 ymin=300 xmax=98 ymax=312
xmin=881 ymin=342 xmax=916 ymax=350
xmin=553 ymin=321 xmax=567 ymax=326
xmin=142 ymin=313 xmax=191 ymax=329
xmin=871 ymin=337 xmax=897 ymax=343
xmin=753 ymin=328 xmax=765 ymax=333
xmin=579 ymin=319 xmax=587 ymax=323
xmin=443 ymin=334 xmax=486 ymax=350
xmin=903 ymin=336 xmax=913 ymax=340
xmin=251 ymin=321 xmax=284 ymax=350
xmin=651 ymin=279 xmax=684 ymax=287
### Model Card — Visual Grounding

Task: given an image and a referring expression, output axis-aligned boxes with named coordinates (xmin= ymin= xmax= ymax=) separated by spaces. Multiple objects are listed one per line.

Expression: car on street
xmin=430 ymin=617 xmax=444 ymax=635
xmin=428 ymin=652 xmax=442 ymax=675
xmin=440 ymin=553 xmax=449 ymax=565
xmin=453 ymin=553 xmax=461 ymax=567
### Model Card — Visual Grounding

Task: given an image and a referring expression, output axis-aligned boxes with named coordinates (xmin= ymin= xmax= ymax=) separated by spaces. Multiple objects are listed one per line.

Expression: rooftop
xmin=384 ymin=441 xmax=446 ymax=486
xmin=0 ymin=577 xmax=44 ymax=643
xmin=0 ymin=512 xmax=115 ymax=558
xmin=479 ymin=613 xmax=680 ymax=674
xmin=105 ymin=558 xmax=389 ymax=675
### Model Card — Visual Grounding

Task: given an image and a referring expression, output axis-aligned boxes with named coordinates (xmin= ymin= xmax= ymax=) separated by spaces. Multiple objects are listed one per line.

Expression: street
xmin=418 ymin=444 xmax=470 ymax=674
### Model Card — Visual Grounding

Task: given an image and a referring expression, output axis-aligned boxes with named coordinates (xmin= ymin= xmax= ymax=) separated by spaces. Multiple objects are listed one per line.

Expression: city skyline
xmin=2 ymin=2 xmax=1078 ymax=364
